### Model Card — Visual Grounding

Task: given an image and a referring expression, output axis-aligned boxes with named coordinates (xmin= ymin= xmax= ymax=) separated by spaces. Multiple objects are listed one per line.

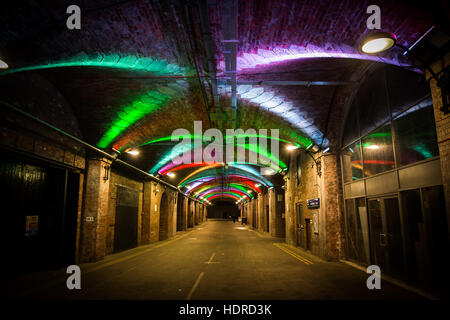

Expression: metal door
xmin=368 ymin=197 xmax=404 ymax=276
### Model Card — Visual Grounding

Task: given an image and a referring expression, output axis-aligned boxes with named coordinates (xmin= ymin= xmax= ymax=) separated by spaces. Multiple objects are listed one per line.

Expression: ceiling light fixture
xmin=126 ymin=149 xmax=139 ymax=156
xmin=360 ymin=31 xmax=397 ymax=54
xmin=286 ymin=145 xmax=299 ymax=151
xmin=0 ymin=59 xmax=8 ymax=69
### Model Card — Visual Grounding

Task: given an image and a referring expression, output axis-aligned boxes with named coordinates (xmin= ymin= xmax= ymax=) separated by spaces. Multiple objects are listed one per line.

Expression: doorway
xmin=176 ymin=193 xmax=184 ymax=231
xmin=0 ymin=152 xmax=79 ymax=274
xmin=368 ymin=196 xmax=404 ymax=277
xmin=114 ymin=186 xmax=139 ymax=252
xmin=305 ymin=218 xmax=312 ymax=251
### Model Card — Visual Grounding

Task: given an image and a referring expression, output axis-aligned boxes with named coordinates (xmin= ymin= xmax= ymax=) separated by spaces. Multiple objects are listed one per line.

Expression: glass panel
xmin=342 ymin=140 xmax=363 ymax=183
xmin=384 ymin=197 xmax=404 ymax=277
xmin=368 ymin=199 xmax=386 ymax=268
xmin=422 ymin=185 xmax=449 ymax=293
xmin=345 ymin=199 xmax=357 ymax=261
xmin=362 ymin=124 xmax=395 ymax=176
xmin=385 ymin=65 xmax=429 ymax=116
xmin=393 ymin=99 xmax=439 ymax=166
xmin=355 ymin=198 xmax=370 ymax=264
xmin=401 ymin=189 xmax=426 ymax=285
xmin=342 ymin=100 xmax=359 ymax=146
xmin=358 ymin=67 xmax=390 ymax=136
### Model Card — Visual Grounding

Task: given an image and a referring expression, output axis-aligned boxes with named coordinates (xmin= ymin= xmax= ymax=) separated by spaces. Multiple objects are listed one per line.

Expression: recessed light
xmin=0 ymin=59 xmax=8 ymax=69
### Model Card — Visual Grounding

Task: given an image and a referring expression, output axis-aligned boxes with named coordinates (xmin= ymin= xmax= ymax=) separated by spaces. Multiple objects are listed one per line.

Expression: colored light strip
xmin=191 ymin=183 xmax=260 ymax=198
xmin=216 ymin=45 xmax=412 ymax=72
xmin=150 ymin=140 xmax=285 ymax=175
xmin=0 ymin=53 xmax=188 ymax=76
xmin=199 ymin=188 xmax=252 ymax=199
xmin=204 ymin=193 xmax=243 ymax=202
xmin=219 ymin=84 xmax=324 ymax=146
xmin=97 ymin=89 xmax=173 ymax=148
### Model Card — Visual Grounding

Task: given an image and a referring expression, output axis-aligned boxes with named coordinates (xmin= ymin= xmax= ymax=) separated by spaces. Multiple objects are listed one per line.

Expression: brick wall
xmin=428 ymin=52 xmax=450 ymax=238
xmin=283 ymin=149 xmax=342 ymax=260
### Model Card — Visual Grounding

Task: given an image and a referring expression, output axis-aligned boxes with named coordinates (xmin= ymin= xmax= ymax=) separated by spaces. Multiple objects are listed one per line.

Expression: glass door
xmin=368 ymin=197 xmax=404 ymax=277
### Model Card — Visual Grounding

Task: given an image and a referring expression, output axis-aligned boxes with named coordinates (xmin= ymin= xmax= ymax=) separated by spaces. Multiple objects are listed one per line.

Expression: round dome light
xmin=360 ymin=32 xmax=397 ymax=54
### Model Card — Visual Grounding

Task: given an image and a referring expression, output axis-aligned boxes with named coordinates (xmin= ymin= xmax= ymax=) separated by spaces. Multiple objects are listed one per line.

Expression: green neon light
xmin=97 ymin=90 xmax=173 ymax=148
xmin=0 ymin=53 xmax=188 ymax=76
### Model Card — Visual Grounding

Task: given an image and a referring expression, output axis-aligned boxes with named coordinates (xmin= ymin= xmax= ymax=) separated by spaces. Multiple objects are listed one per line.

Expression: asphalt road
xmin=5 ymin=220 xmax=423 ymax=300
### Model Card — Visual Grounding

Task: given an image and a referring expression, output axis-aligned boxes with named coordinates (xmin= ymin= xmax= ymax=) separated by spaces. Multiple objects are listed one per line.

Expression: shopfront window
xmin=362 ymin=124 xmax=395 ymax=176
xmin=342 ymin=140 xmax=363 ymax=183
xmin=393 ymin=98 xmax=439 ymax=166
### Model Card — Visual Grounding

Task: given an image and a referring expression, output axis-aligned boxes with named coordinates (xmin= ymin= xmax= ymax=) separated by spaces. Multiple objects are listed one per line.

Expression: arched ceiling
xmin=0 ymin=0 xmax=437 ymax=204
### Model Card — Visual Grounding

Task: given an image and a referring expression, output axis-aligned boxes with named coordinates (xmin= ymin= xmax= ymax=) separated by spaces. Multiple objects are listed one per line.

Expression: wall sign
xmin=307 ymin=198 xmax=320 ymax=208
xmin=25 ymin=215 xmax=39 ymax=236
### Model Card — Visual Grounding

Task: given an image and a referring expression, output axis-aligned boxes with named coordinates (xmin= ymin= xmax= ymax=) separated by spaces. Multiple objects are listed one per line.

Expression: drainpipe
xmin=222 ymin=0 xmax=238 ymax=127
xmin=198 ymin=0 xmax=220 ymax=115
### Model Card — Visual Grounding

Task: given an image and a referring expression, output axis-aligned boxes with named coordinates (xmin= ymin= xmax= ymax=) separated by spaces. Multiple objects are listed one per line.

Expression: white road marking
xmin=186 ymin=272 xmax=205 ymax=300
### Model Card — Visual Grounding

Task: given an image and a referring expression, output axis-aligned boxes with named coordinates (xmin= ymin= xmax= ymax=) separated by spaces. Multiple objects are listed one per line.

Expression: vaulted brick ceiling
xmin=0 ymin=0 xmax=436 ymax=197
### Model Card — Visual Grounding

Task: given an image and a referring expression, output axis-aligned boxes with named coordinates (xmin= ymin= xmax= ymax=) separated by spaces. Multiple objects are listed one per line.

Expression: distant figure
xmin=232 ymin=216 xmax=236 ymax=223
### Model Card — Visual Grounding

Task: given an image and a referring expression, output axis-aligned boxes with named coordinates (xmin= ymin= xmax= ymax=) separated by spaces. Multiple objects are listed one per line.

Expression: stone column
xmin=141 ymin=181 xmax=152 ymax=245
xmin=79 ymin=156 xmax=111 ymax=262
xmin=428 ymin=54 xmax=450 ymax=238
xmin=320 ymin=154 xmax=341 ymax=261
xmin=183 ymin=197 xmax=189 ymax=230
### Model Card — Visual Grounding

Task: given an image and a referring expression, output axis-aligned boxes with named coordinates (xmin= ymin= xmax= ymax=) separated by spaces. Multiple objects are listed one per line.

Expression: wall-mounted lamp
xmin=167 ymin=172 xmax=176 ymax=178
xmin=103 ymin=165 xmax=110 ymax=181
xmin=125 ymin=148 xmax=139 ymax=156
xmin=360 ymin=30 xmax=449 ymax=114
xmin=360 ymin=31 xmax=397 ymax=54
xmin=0 ymin=58 xmax=8 ymax=69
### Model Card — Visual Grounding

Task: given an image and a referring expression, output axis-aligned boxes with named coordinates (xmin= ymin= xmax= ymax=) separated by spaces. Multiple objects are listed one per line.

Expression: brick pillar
xmin=428 ymin=53 xmax=450 ymax=238
xmin=320 ymin=154 xmax=341 ymax=261
xmin=183 ymin=197 xmax=189 ymax=230
xmin=284 ymin=165 xmax=296 ymax=246
xmin=141 ymin=181 xmax=152 ymax=245
xmin=79 ymin=156 xmax=111 ymax=262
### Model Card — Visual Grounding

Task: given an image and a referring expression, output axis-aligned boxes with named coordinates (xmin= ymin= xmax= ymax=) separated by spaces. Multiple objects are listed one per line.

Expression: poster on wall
xmin=313 ymin=212 xmax=319 ymax=234
xmin=25 ymin=215 xmax=39 ymax=236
